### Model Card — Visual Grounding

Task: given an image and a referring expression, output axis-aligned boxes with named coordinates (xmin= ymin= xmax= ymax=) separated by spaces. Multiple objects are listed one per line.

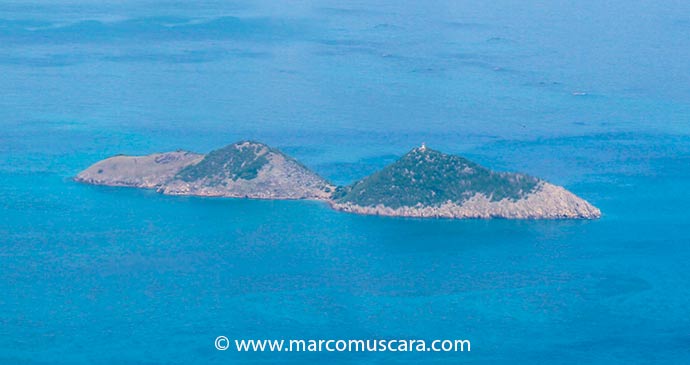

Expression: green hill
xmin=333 ymin=145 xmax=541 ymax=208
xmin=175 ymin=141 xmax=273 ymax=184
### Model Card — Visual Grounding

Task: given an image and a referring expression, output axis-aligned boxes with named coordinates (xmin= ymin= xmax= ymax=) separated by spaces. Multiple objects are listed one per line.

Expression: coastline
xmin=75 ymin=177 xmax=601 ymax=219
xmin=329 ymin=182 xmax=601 ymax=219
xmin=73 ymin=142 xmax=601 ymax=220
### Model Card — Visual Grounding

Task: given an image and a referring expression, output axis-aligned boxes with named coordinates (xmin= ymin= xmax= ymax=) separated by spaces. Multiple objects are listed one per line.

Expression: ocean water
xmin=2 ymin=1 xmax=690 ymax=364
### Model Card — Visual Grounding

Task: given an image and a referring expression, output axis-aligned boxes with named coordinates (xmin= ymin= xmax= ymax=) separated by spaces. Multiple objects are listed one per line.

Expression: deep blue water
xmin=2 ymin=1 xmax=690 ymax=364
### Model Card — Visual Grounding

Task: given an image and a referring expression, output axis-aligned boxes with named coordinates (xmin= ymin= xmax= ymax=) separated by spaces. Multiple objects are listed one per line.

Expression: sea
xmin=1 ymin=1 xmax=690 ymax=364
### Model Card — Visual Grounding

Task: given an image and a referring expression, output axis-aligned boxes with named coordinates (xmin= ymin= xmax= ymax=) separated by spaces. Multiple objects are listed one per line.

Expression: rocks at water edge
xmin=76 ymin=142 xmax=600 ymax=219
xmin=76 ymin=141 xmax=334 ymax=200
xmin=329 ymin=145 xmax=601 ymax=219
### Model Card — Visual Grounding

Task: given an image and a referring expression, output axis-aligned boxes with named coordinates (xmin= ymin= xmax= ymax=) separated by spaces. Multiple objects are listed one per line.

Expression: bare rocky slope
xmin=76 ymin=142 xmax=600 ymax=219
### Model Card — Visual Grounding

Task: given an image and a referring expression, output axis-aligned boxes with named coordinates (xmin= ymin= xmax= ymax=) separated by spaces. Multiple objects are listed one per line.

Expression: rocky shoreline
xmin=330 ymin=182 xmax=601 ymax=219
xmin=76 ymin=142 xmax=334 ymax=200
xmin=76 ymin=141 xmax=601 ymax=220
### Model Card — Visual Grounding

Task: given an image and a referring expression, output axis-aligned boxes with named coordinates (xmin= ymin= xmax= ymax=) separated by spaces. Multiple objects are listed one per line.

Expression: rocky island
xmin=76 ymin=141 xmax=601 ymax=219
xmin=76 ymin=141 xmax=334 ymax=200
xmin=330 ymin=144 xmax=601 ymax=219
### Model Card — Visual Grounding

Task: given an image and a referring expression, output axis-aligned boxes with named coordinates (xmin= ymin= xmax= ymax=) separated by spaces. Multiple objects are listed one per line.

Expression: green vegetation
xmin=176 ymin=142 xmax=270 ymax=183
xmin=335 ymin=147 xmax=540 ymax=208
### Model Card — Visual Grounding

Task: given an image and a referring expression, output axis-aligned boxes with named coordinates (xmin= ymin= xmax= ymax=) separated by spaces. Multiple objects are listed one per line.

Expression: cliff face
xmin=330 ymin=146 xmax=601 ymax=219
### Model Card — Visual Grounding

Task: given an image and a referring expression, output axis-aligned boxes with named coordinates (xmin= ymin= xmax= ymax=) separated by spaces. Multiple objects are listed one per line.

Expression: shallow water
xmin=1 ymin=1 xmax=690 ymax=364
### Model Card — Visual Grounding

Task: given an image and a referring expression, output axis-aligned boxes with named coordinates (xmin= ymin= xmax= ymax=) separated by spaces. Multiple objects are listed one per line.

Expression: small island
xmin=76 ymin=141 xmax=334 ymax=200
xmin=76 ymin=141 xmax=601 ymax=219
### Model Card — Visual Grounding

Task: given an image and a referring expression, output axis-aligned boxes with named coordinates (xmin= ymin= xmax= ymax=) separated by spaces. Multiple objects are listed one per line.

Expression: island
xmin=76 ymin=141 xmax=601 ymax=219
xmin=330 ymin=144 xmax=600 ymax=219
xmin=76 ymin=141 xmax=333 ymax=200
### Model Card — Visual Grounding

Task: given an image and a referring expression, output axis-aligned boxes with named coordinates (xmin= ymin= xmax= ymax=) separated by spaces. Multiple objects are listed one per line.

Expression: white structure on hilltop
xmin=420 ymin=142 xmax=427 ymax=151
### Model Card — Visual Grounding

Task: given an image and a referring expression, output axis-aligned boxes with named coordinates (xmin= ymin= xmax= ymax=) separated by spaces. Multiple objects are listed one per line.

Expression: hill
xmin=77 ymin=141 xmax=333 ymax=200
xmin=331 ymin=145 xmax=601 ymax=219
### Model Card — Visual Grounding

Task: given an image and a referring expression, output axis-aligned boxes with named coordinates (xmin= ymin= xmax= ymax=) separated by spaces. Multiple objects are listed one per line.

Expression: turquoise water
xmin=2 ymin=1 xmax=690 ymax=364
